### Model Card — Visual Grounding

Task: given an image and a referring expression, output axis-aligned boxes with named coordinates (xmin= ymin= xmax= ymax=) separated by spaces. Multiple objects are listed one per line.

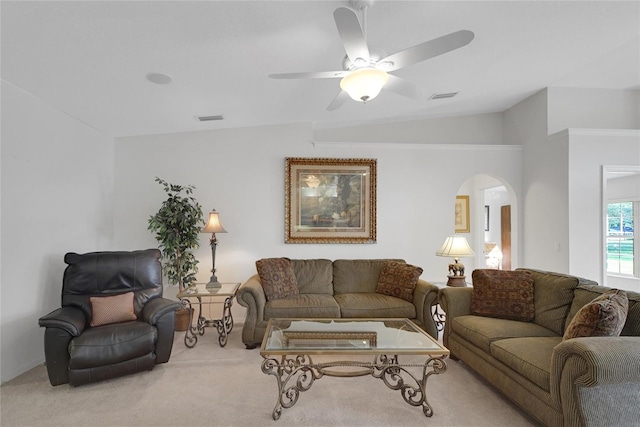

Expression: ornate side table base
xmin=261 ymin=354 xmax=447 ymax=421
xmin=180 ymin=294 xmax=235 ymax=348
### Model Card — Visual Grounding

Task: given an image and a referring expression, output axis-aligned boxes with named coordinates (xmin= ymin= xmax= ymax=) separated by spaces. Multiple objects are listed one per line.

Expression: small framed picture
xmin=484 ymin=205 xmax=490 ymax=231
xmin=455 ymin=195 xmax=470 ymax=233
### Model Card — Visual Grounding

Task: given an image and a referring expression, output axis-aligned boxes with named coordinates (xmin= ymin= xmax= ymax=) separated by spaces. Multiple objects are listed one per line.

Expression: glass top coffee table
xmin=260 ymin=318 xmax=449 ymax=421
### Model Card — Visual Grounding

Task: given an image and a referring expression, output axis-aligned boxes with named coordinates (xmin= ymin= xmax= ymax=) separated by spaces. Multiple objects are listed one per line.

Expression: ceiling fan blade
xmin=327 ymin=90 xmax=350 ymax=111
xmin=384 ymin=75 xmax=422 ymax=99
xmin=333 ymin=7 xmax=370 ymax=64
xmin=269 ymin=71 xmax=347 ymax=79
xmin=379 ymin=30 xmax=474 ymax=72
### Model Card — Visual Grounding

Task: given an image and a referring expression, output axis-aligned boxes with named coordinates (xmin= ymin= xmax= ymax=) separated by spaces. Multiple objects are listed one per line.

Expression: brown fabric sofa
xmin=236 ymin=259 xmax=439 ymax=348
xmin=439 ymin=268 xmax=640 ymax=426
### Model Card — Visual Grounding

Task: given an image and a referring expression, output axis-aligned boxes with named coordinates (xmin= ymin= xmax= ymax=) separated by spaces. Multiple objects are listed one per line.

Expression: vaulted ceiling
xmin=2 ymin=1 xmax=639 ymax=138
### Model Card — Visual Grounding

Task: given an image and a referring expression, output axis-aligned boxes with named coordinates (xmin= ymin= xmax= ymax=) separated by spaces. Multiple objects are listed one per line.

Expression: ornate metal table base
xmin=432 ymin=304 xmax=446 ymax=333
xmin=261 ymin=354 xmax=447 ymax=421
xmin=181 ymin=295 xmax=234 ymax=347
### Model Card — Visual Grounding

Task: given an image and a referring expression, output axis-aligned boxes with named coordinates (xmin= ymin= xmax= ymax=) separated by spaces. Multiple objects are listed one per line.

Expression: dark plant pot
xmin=174 ymin=307 xmax=192 ymax=331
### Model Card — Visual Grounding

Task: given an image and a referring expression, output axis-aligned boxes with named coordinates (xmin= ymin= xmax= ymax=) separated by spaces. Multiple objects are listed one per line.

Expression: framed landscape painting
xmin=285 ymin=157 xmax=376 ymax=244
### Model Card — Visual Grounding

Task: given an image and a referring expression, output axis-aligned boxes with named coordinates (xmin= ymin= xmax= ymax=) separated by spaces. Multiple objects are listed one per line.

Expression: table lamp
xmin=201 ymin=209 xmax=227 ymax=290
xmin=436 ymin=235 xmax=475 ymax=287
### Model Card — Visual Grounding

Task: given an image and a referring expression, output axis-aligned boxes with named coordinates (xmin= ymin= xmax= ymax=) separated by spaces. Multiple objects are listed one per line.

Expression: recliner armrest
xmin=141 ymin=297 xmax=181 ymax=325
xmin=38 ymin=306 xmax=87 ymax=336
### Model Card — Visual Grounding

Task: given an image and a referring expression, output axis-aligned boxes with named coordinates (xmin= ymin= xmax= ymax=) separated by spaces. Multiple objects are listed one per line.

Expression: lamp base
xmin=446 ymin=275 xmax=467 ymax=287
xmin=205 ymin=280 xmax=222 ymax=290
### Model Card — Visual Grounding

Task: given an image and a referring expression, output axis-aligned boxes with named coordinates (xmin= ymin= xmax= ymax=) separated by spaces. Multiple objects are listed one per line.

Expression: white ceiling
xmin=2 ymin=1 xmax=639 ymax=138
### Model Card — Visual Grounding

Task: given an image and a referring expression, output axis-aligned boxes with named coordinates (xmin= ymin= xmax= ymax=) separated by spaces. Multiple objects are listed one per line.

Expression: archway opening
xmin=456 ymin=174 xmax=518 ymax=273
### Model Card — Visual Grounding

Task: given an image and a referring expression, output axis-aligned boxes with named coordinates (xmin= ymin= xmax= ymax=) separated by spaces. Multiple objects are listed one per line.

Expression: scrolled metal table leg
xmin=216 ymin=295 xmax=234 ymax=347
xmin=261 ymin=355 xmax=320 ymax=421
xmin=432 ymin=304 xmax=446 ymax=332
xmin=196 ymin=296 xmax=206 ymax=336
xmin=371 ymin=355 xmax=447 ymax=418
xmin=181 ymin=299 xmax=197 ymax=348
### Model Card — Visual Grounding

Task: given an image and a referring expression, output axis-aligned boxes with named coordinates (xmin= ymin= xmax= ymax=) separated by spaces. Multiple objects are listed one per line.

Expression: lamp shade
xmin=340 ymin=67 xmax=389 ymax=102
xmin=202 ymin=210 xmax=227 ymax=234
xmin=436 ymin=235 xmax=475 ymax=258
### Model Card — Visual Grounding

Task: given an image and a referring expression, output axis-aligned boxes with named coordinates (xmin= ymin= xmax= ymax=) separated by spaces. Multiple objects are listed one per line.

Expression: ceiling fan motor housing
xmin=341 ymin=47 xmax=387 ymax=71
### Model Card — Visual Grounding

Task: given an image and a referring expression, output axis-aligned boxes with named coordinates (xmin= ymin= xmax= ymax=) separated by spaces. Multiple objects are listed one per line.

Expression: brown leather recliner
xmin=38 ymin=249 xmax=180 ymax=386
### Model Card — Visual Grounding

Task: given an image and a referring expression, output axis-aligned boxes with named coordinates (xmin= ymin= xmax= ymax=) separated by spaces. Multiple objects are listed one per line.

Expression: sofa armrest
xmin=236 ymin=274 xmax=267 ymax=343
xmin=38 ymin=306 xmax=87 ymax=336
xmin=438 ymin=287 xmax=473 ymax=348
xmin=141 ymin=297 xmax=181 ymax=325
xmin=412 ymin=279 xmax=439 ymax=339
xmin=551 ymin=336 xmax=640 ymax=426
xmin=236 ymin=274 xmax=266 ymax=315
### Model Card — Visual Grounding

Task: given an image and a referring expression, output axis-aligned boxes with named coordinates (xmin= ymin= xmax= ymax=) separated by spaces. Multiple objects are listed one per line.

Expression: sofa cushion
xmin=89 ymin=292 xmax=137 ymax=327
xmin=256 ymin=258 xmax=299 ymax=301
xmin=452 ymin=315 xmax=559 ymax=353
xmin=291 ymin=259 xmax=334 ymax=295
xmin=566 ymin=285 xmax=640 ymax=336
xmin=490 ymin=336 xmax=562 ymax=392
xmin=375 ymin=261 xmax=423 ymax=302
xmin=334 ymin=293 xmax=416 ymax=318
xmin=69 ymin=321 xmax=156 ymax=369
xmin=264 ymin=294 xmax=341 ymax=319
xmin=519 ymin=268 xmax=590 ymax=336
xmin=563 ymin=289 xmax=628 ymax=340
xmin=333 ymin=259 xmax=404 ymax=294
xmin=471 ymin=269 xmax=535 ymax=322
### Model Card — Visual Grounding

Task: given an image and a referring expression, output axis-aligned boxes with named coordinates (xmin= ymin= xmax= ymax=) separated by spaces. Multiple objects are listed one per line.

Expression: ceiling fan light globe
xmin=340 ymin=68 xmax=389 ymax=102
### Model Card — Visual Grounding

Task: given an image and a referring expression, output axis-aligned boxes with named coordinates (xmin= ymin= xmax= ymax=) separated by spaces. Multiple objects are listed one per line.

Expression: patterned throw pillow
xmin=375 ymin=261 xmax=423 ymax=302
xmin=563 ymin=289 xmax=628 ymax=340
xmin=256 ymin=257 xmax=300 ymax=301
xmin=471 ymin=269 xmax=535 ymax=322
xmin=90 ymin=292 xmax=137 ymax=327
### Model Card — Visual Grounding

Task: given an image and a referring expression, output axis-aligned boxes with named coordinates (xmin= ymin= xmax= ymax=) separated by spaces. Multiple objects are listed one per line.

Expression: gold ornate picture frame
xmin=455 ymin=195 xmax=470 ymax=233
xmin=285 ymin=157 xmax=376 ymax=244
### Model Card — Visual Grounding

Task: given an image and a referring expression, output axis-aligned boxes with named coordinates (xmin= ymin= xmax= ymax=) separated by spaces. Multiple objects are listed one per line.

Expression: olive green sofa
xmin=236 ymin=259 xmax=439 ymax=348
xmin=439 ymin=268 xmax=640 ymax=426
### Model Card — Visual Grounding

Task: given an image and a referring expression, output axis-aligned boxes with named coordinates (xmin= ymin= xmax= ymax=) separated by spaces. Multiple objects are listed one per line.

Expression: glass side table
xmin=176 ymin=282 xmax=240 ymax=348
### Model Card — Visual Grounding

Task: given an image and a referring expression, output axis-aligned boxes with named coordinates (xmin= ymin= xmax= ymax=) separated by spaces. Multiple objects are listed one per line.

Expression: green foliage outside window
xmin=606 ymin=202 xmax=635 ymax=275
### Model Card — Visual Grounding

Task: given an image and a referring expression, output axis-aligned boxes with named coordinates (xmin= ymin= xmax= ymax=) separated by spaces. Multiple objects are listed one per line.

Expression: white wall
xmin=503 ymin=89 xmax=569 ymax=270
xmin=0 ymin=81 xmax=115 ymax=383
xmin=113 ymin=123 xmax=522 ymax=297
xmin=562 ymin=129 xmax=640 ymax=289
xmin=548 ymin=88 xmax=640 ymax=135
xmin=313 ymin=112 xmax=505 ymax=145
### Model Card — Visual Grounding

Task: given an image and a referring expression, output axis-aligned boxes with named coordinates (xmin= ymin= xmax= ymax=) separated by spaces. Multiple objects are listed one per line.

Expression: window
xmin=606 ymin=201 xmax=638 ymax=277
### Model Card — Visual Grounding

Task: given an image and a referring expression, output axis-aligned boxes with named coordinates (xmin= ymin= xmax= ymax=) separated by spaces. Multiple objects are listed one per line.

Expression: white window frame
xmin=606 ymin=200 xmax=638 ymax=278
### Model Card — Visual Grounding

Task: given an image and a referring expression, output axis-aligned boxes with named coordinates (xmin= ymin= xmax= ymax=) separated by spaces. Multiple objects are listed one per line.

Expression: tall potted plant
xmin=148 ymin=177 xmax=204 ymax=330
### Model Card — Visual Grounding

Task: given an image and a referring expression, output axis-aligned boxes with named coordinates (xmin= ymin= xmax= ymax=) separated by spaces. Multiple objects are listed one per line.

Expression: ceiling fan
xmin=269 ymin=1 xmax=474 ymax=111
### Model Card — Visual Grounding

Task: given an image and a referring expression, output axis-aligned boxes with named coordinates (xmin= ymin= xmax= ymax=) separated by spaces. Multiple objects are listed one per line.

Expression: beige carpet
xmin=1 ymin=325 xmax=536 ymax=427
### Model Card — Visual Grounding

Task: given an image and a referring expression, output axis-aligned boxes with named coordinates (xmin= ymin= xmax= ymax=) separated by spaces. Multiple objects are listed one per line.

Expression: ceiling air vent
xmin=430 ymin=92 xmax=458 ymax=100
xmin=197 ymin=115 xmax=224 ymax=122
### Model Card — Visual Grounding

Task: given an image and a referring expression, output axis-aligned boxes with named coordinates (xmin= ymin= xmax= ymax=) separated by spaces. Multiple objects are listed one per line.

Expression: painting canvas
xmin=285 ymin=158 xmax=376 ymax=243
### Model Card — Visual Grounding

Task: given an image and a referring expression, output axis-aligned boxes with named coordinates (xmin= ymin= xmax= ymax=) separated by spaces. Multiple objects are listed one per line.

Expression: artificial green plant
xmin=148 ymin=177 xmax=204 ymax=291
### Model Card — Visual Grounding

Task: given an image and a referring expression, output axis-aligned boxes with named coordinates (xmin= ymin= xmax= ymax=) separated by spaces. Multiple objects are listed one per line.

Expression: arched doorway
xmin=456 ymin=174 xmax=518 ymax=272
